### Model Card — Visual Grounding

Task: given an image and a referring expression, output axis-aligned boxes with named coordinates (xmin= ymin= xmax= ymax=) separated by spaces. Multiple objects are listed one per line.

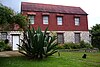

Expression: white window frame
xmin=28 ymin=15 xmax=35 ymax=24
xmin=43 ymin=16 xmax=49 ymax=24
xmin=75 ymin=17 xmax=80 ymax=26
xmin=57 ymin=16 xmax=63 ymax=25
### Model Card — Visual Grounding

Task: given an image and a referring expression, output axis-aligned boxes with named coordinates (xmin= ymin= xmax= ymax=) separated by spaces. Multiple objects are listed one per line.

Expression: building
xmin=21 ymin=2 xmax=89 ymax=44
xmin=0 ymin=2 xmax=90 ymax=50
xmin=0 ymin=31 xmax=23 ymax=50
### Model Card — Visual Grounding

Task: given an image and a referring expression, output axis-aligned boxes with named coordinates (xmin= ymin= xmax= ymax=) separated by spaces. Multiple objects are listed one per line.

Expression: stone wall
xmin=64 ymin=31 xmax=90 ymax=43
xmin=0 ymin=31 xmax=89 ymax=46
xmin=49 ymin=31 xmax=90 ymax=43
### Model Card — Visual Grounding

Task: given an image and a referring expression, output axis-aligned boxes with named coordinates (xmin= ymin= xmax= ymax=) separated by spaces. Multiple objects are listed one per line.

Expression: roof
xmin=21 ymin=2 xmax=88 ymax=15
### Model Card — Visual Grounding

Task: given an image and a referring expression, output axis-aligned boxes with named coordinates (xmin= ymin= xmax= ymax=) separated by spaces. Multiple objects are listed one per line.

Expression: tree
xmin=90 ymin=24 xmax=100 ymax=49
xmin=12 ymin=14 xmax=27 ymax=30
xmin=0 ymin=3 xmax=27 ymax=31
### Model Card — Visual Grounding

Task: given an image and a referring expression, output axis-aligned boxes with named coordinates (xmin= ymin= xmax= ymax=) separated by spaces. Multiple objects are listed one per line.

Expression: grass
xmin=0 ymin=52 xmax=100 ymax=67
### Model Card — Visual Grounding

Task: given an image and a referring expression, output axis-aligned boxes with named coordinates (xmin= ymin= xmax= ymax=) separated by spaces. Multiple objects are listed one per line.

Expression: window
xmin=75 ymin=17 xmax=80 ymax=26
xmin=1 ymin=32 xmax=7 ymax=40
xmin=43 ymin=16 xmax=49 ymax=24
xmin=75 ymin=33 xmax=80 ymax=43
xmin=57 ymin=16 xmax=63 ymax=25
xmin=57 ymin=33 xmax=64 ymax=44
xmin=28 ymin=15 xmax=35 ymax=24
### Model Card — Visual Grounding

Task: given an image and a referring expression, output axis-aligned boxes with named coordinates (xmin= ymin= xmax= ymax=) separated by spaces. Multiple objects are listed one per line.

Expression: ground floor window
xmin=57 ymin=33 xmax=64 ymax=44
xmin=0 ymin=32 xmax=7 ymax=40
xmin=75 ymin=33 xmax=80 ymax=43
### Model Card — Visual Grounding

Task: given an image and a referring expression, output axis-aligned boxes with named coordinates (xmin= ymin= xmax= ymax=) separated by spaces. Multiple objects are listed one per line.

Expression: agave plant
xmin=17 ymin=27 xmax=58 ymax=59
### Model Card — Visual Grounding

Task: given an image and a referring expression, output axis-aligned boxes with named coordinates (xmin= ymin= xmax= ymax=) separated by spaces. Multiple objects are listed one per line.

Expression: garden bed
xmin=58 ymin=48 xmax=99 ymax=52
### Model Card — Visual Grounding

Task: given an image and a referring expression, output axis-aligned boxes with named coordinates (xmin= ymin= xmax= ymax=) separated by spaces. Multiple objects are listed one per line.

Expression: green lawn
xmin=0 ymin=52 xmax=100 ymax=67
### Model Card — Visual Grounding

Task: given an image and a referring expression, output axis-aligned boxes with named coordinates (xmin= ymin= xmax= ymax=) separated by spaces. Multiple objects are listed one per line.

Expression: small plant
xmin=63 ymin=43 xmax=71 ymax=49
xmin=0 ymin=41 xmax=6 ymax=51
xmin=17 ymin=27 xmax=58 ymax=59
xmin=63 ymin=42 xmax=80 ymax=49
xmin=80 ymin=40 xmax=92 ymax=48
xmin=0 ymin=40 xmax=12 ymax=51
xmin=56 ymin=44 xmax=64 ymax=49
xmin=4 ymin=45 xmax=12 ymax=51
xmin=80 ymin=41 xmax=86 ymax=48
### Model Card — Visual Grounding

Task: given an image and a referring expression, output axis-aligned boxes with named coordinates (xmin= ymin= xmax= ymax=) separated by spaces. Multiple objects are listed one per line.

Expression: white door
xmin=12 ymin=35 xmax=19 ymax=50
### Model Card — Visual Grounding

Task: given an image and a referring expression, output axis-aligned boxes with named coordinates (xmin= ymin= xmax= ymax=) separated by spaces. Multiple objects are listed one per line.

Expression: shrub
xmin=4 ymin=45 xmax=12 ymax=51
xmin=63 ymin=43 xmax=71 ymax=49
xmin=80 ymin=41 xmax=86 ymax=48
xmin=85 ymin=42 xmax=93 ymax=49
xmin=56 ymin=44 xmax=64 ymax=49
xmin=0 ymin=41 xmax=6 ymax=51
xmin=0 ymin=40 xmax=12 ymax=51
xmin=80 ymin=40 xmax=92 ymax=48
xmin=72 ymin=44 xmax=80 ymax=49
xmin=17 ymin=27 xmax=58 ymax=59
xmin=63 ymin=42 xmax=81 ymax=49
xmin=63 ymin=42 xmax=80 ymax=49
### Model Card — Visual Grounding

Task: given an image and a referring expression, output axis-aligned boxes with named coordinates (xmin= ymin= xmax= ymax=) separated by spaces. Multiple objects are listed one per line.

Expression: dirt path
xmin=0 ymin=51 xmax=23 ymax=57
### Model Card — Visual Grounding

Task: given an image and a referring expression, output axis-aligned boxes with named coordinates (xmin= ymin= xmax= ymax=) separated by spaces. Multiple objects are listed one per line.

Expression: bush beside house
xmin=0 ymin=40 xmax=12 ymax=51
xmin=57 ymin=40 xmax=93 ymax=49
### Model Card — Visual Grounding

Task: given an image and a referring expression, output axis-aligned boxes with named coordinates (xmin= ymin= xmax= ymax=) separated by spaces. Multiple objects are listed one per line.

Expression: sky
xmin=0 ymin=0 xmax=100 ymax=29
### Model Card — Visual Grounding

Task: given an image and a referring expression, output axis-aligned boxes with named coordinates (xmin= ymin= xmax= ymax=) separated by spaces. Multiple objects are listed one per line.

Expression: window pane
xmin=57 ymin=17 xmax=63 ymax=25
xmin=1 ymin=32 xmax=7 ymax=40
xmin=43 ymin=16 xmax=48 ymax=24
xmin=57 ymin=33 xmax=64 ymax=44
xmin=75 ymin=33 xmax=80 ymax=43
xmin=28 ymin=15 xmax=34 ymax=24
xmin=75 ymin=17 xmax=80 ymax=26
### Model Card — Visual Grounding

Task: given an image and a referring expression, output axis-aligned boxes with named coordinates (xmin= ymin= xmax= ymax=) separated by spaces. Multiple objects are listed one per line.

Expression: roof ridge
xmin=21 ymin=2 xmax=79 ymax=8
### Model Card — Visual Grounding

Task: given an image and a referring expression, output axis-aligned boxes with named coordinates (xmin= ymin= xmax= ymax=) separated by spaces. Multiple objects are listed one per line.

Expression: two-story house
xmin=21 ymin=2 xmax=89 ymax=45
xmin=0 ymin=2 xmax=90 ymax=50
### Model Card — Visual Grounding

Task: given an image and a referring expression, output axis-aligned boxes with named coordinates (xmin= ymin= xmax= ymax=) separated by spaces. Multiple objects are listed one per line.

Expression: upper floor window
xmin=28 ymin=15 xmax=35 ymax=24
xmin=57 ymin=16 xmax=63 ymax=25
xmin=43 ymin=16 xmax=49 ymax=24
xmin=75 ymin=17 xmax=80 ymax=26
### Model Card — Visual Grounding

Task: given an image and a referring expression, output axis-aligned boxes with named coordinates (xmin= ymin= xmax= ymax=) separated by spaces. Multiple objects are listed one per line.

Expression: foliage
xmin=17 ymin=27 xmax=58 ymax=59
xmin=80 ymin=41 xmax=92 ymax=49
xmin=0 ymin=40 xmax=12 ymax=51
xmin=0 ymin=41 xmax=6 ymax=51
xmin=0 ymin=4 xmax=27 ymax=31
xmin=4 ymin=45 xmax=12 ymax=51
xmin=56 ymin=44 xmax=64 ymax=49
xmin=0 ymin=3 xmax=14 ymax=24
xmin=56 ymin=41 xmax=92 ymax=49
xmin=90 ymin=24 xmax=100 ymax=49
xmin=63 ymin=42 xmax=80 ymax=49
xmin=13 ymin=13 xmax=27 ymax=30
